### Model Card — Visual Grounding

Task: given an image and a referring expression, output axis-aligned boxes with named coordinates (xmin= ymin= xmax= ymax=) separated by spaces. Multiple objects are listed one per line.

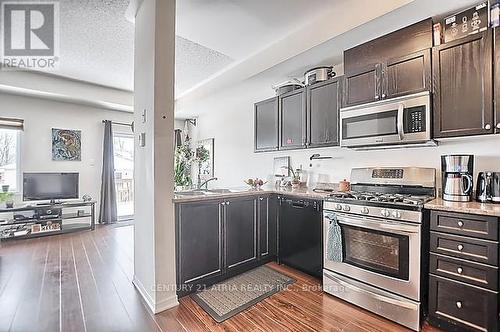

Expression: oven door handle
xmin=397 ymin=103 xmax=404 ymax=141
xmin=323 ymin=270 xmax=416 ymax=310
xmin=336 ymin=215 xmax=419 ymax=234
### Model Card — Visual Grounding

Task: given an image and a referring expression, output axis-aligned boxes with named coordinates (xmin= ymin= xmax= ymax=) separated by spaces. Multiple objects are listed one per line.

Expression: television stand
xmin=0 ymin=201 xmax=96 ymax=240
xmin=35 ymin=200 xmax=62 ymax=205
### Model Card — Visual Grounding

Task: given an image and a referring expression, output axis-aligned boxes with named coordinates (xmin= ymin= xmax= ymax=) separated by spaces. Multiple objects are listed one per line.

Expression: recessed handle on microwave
xmin=397 ymin=104 xmax=404 ymax=141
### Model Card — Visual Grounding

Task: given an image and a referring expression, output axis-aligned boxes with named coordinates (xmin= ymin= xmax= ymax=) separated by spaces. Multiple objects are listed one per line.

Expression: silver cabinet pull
xmin=381 ymin=93 xmax=386 ymax=98
xmin=226 ymin=201 xmax=230 ymax=205
xmin=457 ymin=267 xmax=463 ymax=274
xmin=259 ymin=197 xmax=264 ymax=201
xmin=485 ymin=124 xmax=491 ymax=130
xmin=497 ymin=123 xmax=500 ymax=129
xmin=456 ymin=301 xmax=463 ymax=309
xmin=457 ymin=220 xmax=464 ymax=228
xmin=221 ymin=202 xmax=226 ymax=206
xmin=457 ymin=244 xmax=464 ymax=251
xmin=375 ymin=95 xmax=380 ymax=100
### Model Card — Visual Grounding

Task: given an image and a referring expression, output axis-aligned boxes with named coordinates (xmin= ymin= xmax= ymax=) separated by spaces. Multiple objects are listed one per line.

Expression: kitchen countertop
xmin=425 ymin=198 xmax=500 ymax=217
xmin=173 ymin=186 xmax=333 ymax=203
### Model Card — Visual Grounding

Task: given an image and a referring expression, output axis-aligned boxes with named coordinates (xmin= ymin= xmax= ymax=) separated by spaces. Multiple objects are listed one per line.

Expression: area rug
xmin=191 ymin=265 xmax=295 ymax=322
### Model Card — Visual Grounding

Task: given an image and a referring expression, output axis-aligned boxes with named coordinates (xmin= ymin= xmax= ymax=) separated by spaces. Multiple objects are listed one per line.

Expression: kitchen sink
xmin=206 ymin=188 xmax=234 ymax=194
xmin=174 ymin=191 xmax=206 ymax=196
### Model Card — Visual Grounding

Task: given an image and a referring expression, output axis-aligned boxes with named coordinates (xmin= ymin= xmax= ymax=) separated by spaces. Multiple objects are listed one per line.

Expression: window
xmin=113 ymin=133 xmax=134 ymax=220
xmin=0 ymin=129 xmax=20 ymax=192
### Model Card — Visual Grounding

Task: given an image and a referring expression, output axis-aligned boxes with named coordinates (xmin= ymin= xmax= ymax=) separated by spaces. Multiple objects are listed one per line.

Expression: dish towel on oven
xmin=326 ymin=213 xmax=343 ymax=262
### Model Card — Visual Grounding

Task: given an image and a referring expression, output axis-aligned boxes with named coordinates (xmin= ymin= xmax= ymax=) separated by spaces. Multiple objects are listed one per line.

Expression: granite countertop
xmin=425 ymin=198 xmax=500 ymax=217
xmin=173 ymin=186 xmax=332 ymax=203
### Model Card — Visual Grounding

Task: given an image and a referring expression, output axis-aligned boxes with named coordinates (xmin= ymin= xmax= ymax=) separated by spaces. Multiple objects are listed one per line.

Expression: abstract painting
xmin=52 ymin=128 xmax=81 ymax=161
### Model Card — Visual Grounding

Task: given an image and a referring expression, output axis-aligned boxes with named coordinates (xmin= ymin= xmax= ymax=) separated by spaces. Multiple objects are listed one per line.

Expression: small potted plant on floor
xmin=0 ymin=185 xmax=14 ymax=208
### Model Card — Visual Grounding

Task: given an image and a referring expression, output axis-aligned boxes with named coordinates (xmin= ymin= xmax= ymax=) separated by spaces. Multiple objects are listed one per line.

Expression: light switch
xmin=139 ymin=132 xmax=146 ymax=147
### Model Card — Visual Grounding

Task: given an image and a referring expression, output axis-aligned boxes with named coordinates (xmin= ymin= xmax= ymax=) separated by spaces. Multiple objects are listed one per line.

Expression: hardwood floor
xmin=0 ymin=224 xmax=439 ymax=332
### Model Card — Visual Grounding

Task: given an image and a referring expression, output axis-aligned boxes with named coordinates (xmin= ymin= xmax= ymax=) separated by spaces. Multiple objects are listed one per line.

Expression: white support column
xmin=132 ymin=0 xmax=178 ymax=313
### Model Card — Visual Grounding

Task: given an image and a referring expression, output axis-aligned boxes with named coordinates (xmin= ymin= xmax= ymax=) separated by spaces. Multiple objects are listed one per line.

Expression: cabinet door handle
xmin=457 ymin=267 xmax=463 ymax=274
xmin=375 ymin=95 xmax=380 ymax=100
xmin=457 ymin=244 xmax=464 ymax=251
xmin=259 ymin=197 xmax=264 ymax=201
xmin=226 ymin=201 xmax=230 ymax=205
xmin=457 ymin=220 xmax=464 ymax=228
xmin=221 ymin=202 xmax=226 ymax=206
xmin=496 ymin=123 xmax=500 ymax=129
xmin=485 ymin=124 xmax=491 ymax=130
xmin=381 ymin=93 xmax=386 ymax=98
xmin=456 ymin=301 xmax=463 ymax=309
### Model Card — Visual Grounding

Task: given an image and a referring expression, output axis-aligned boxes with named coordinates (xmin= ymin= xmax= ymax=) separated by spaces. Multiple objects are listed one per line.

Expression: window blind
xmin=0 ymin=117 xmax=24 ymax=130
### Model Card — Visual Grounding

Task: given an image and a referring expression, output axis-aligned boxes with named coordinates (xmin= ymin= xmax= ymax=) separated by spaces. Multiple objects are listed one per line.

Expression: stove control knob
xmin=361 ymin=207 xmax=369 ymax=214
xmin=342 ymin=205 xmax=350 ymax=212
xmin=391 ymin=211 xmax=402 ymax=219
xmin=335 ymin=204 xmax=342 ymax=211
xmin=380 ymin=209 xmax=390 ymax=217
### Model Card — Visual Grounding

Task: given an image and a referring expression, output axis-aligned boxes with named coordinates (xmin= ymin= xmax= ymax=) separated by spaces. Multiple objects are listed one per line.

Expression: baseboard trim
xmin=132 ymin=276 xmax=179 ymax=314
xmin=155 ymin=294 xmax=179 ymax=313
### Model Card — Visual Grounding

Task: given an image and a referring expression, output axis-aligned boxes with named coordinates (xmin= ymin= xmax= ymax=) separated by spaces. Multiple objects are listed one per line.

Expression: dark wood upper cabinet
xmin=495 ymin=27 xmax=500 ymax=133
xmin=279 ymin=88 xmax=306 ymax=149
xmin=254 ymin=97 xmax=278 ymax=152
xmin=225 ymin=197 xmax=258 ymax=272
xmin=307 ymin=77 xmax=341 ymax=147
xmin=385 ymin=49 xmax=431 ymax=98
xmin=344 ymin=19 xmax=433 ymax=72
xmin=343 ymin=19 xmax=432 ymax=107
xmin=343 ymin=64 xmax=380 ymax=107
xmin=433 ymin=31 xmax=493 ymax=138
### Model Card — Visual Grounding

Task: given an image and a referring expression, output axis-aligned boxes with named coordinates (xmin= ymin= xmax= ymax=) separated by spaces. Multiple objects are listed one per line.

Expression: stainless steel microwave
xmin=340 ymin=91 xmax=431 ymax=148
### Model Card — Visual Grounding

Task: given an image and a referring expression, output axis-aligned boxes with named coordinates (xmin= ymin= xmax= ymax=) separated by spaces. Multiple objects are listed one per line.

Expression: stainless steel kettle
xmin=477 ymin=172 xmax=500 ymax=203
xmin=476 ymin=172 xmax=492 ymax=202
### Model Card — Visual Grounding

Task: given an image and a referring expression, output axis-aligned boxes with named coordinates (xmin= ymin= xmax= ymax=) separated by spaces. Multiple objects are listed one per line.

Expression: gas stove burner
xmin=328 ymin=191 xmax=432 ymax=206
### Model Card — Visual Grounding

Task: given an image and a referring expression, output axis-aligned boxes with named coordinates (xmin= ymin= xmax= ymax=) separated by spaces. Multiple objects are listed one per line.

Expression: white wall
xmin=133 ymin=0 xmax=177 ymax=314
xmin=0 ymin=92 xmax=133 ymax=214
xmin=194 ymin=81 xmax=500 ymax=191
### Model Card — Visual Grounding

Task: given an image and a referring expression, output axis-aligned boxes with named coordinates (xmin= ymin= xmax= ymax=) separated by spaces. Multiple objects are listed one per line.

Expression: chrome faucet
xmin=198 ymin=177 xmax=218 ymax=189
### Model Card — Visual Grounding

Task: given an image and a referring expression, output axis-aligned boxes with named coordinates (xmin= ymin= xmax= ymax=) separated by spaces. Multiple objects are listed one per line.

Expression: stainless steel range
xmin=323 ymin=167 xmax=436 ymax=331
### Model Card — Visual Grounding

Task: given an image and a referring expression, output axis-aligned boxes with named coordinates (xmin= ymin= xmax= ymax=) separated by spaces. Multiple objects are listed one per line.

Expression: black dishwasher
xmin=279 ymin=197 xmax=322 ymax=278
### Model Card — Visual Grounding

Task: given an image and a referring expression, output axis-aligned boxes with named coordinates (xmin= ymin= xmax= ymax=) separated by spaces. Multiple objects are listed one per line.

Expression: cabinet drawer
xmin=430 ymin=253 xmax=498 ymax=291
xmin=431 ymin=211 xmax=498 ymax=241
xmin=430 ymin=232 xmax=498 ymax=265
xmin=429 ymin=275 xmax=498 ymax=332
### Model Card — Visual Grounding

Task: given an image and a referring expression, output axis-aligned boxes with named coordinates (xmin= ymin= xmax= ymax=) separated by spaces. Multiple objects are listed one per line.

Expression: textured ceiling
xmin=16 ymin=0 xmax=336 ymax=94
xmin=24 ymin=0 xmax=234 ymax=93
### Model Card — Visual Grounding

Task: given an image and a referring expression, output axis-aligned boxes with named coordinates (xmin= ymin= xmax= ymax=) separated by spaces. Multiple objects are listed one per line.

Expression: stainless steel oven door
xmin=340 ymin=91 xmax=430 ymax=148
xmin=323 ymin=212 xmax=421 ymax=300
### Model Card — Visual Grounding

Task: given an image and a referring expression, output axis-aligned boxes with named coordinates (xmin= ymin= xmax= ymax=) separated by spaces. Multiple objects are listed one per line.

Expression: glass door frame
xmin=113 ymin=131 xmax=134 ymax=221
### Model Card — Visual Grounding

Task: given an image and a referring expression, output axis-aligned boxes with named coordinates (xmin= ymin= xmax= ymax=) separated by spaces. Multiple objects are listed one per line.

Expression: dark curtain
xmin=99 ymin=121 xmax=118 ymax=224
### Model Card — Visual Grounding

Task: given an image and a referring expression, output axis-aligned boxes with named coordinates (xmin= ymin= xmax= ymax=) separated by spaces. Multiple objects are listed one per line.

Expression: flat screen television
xmin=23 ymin=173 xmax=79 ymax=202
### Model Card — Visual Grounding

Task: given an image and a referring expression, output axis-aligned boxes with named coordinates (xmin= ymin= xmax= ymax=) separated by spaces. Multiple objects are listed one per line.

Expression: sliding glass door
xmin=113 ymin=133 xmax=134 ymax=220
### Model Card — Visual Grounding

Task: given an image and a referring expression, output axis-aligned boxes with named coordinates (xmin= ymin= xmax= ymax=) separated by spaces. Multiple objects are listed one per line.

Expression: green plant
xmin=0 ymin=192 xmax=14 ymax=202
xmin=174 ymin=139 xmax=194 ymax=188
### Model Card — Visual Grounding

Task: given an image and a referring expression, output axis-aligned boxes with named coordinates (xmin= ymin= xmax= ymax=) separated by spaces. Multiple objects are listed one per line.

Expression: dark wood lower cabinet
xmin=258 ymin=195 xmax=277 ymax=260
xmin=225 ymin=197 xmax=258 ymax=273
xmin=428 ymin=210 xmax=499 ymax=332
xmin=429 ymin=275 xmax=498 ymax=332
xmin=175 ymin=200 xmax=224 ymax=294
xmin=176 ymin=195 xmax=278 ymax=296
